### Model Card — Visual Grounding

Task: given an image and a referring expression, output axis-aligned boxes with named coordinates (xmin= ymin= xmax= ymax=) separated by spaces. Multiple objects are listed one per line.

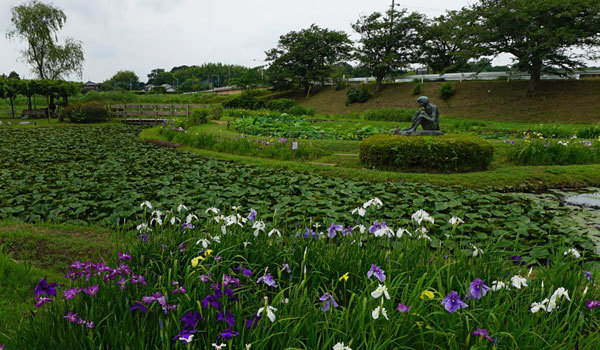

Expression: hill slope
xmin=292 ymin=80 xmax=600 ymax=124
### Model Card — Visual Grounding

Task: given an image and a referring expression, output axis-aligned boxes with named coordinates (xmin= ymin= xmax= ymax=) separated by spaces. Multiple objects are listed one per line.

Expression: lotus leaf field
xmin=1 ymin=125 xmax=600 ymax=349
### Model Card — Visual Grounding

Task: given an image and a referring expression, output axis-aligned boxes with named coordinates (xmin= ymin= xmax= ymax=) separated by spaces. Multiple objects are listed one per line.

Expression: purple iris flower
xmin=511 ymin=256 xmax=526 ymax=266
xmin=584 ymin=270 xmax=594 ymax=282
xmin=63 ymin=312 xmax=79 ymax=322
xmin=182 ymin=222 xmax=194 ymax=233
xmin=138 ymin=233 xmax=148 ymax=242
xmin=118 ymin=251 xmax=132 ymax=262
xmin=34 ymin=278 xmax=63 ymax=296
xmin=178 ymin=242 xmax=186 ymax=253
xmin=129 ymin=301 xmax=147 ymax=313
xmin=442 ymin=291 xmax=468 ymax=313
xmin=35 ymin=296 xmax=53 ymax=307
xmin=219 ymin=328 xmax=240 ymax=340
xmin=160 ymin=244 xmax=168 ymax=250
xmin=369 ymin=221 xmax=386 ymax=234
xmin=304 ymin=227 xmax=317 ymax=239
xmin=282 ymin=263 xmax=291 ymax=273
xmin=63 ymin=288 xmax=81 ymax=300
xmin=199 ymin=274 xmax=212 ymax=282
xmin=342 ymin=226 xmax=353 ymax=236
xmin=83 ymin=285 xmax=99 ymax=296
xmin=172 ymin=329 xmax=196 ymax=345
xmin=468 ymin=278 xmax=490 ymax=300
xmin=472 ymin=328 xmax=497 ymax=344
xmin=181 ymin=312 xmax=203 ymax=329
xmin=223 ymin=274 xmax=241 ymax=288
xmin=328 ymin=223 xmax=343 ymax=238
xmin=248 ymin=208 xmax=257 ymax=222
xmin=171 ymin=285 xmax=187 ymax=294
xmin=217 ymin=310 xmax=236 ymax=327
xmin=245 ymin=313 xmax=262 ymax=329
xmin=319 ymin=293 xmax=339 ymax=312
xmin=396 ymin=303 xmax=411 ymax=313
xmin=586 ymin=299 xmax=600 ymax=309
xmin=201 ymin=294 xmax=222 ymax=309
xmin=367 ymin=264 xmax=386 ymax=282
xmin=233 ymin=265 xmax=253 ymax=277
xmin=257 ymin=273 xmax=278 ymax=288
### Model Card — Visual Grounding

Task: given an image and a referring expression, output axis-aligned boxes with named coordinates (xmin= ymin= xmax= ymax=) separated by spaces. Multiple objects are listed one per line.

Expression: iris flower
xmin=352 ymin=207 xmax=366 ymax=216
xmin=468 ymin=278 xmax=490 ymax=299
xmin=371 ymin=284 xmax=390 ymax=300
xmin=448 ymin=216 xmax=463 ymax=226
xmin=319 ymin=293 xmax=339 ymax=311
xmin=191 ymin=255 xmax=204 ymax=267
xmin=172 ymin=329 xmax=196 ymax=345
xmin=339 ymin=272 xmax=349 ymax=282
xmin=564 ymin=248 xmax=581 ymax=258
xmin=328 ymin=223 xmax=343 ymax=238
xmin=441 ymin=291 xmax=468 ymax=313
xmin=217 ymin=310 xmax=236 ymax=327
xmin=472 ymin=328 xmax=497 ymax=344
xmin=333 ymin=342 xmax=353 ymax=350
xmin=257 ymin=297 xmax=277 ymax=322
xmin=411 ymin=209 xmax=434 ymax=225
xmin=396 ymin=303 xmax=411 ymax=313
xmin=252 ymin=220 xmax=265 ymax=236
xmin=257 ymin=273 xmax=278 ymax=288
xmin=491 ymin=281 xmax=508 ymax=291
xmin=219 ymin=328 xmax=239 ymax=340
xmin=129 ymin=301 xmax=147 ymax=313
xmin=248 ymin=208 xmax=257 ymax=222
xmin=34 ymin=278 xmax=62 ymax=297
xmin=367 ymin=264 xmax=386 ymax=282
xmin=63 ymin=288 xmax=81 ymax=300
xmin=268 ymin=228 xmax=281 ymax=237
xmin=420 ymin=290 xmax=434 ymax=300
xmin=510 ymin=275 xmax=528 ymax=289
xmin=372 ymin=304 xmax=388 ymax=320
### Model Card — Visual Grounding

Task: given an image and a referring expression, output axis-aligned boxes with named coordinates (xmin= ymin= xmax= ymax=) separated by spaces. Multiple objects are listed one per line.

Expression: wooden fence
xmin=109 ymin=104 xmax=211 ymax=118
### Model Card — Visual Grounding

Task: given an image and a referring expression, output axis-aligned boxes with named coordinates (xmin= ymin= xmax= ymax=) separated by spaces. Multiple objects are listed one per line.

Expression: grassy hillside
xmin=291 ymin=80 xmax=600 ymax=124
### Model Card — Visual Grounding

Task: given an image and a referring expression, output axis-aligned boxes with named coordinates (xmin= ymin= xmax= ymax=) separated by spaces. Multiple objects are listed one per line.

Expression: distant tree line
xmin=265 ymin=0 xmax=600 ymax=94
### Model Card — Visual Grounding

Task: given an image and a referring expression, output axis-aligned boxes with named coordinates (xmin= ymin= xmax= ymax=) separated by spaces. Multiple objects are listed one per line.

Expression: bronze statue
xmin=393 ymin=96 xmax=443 ymax=136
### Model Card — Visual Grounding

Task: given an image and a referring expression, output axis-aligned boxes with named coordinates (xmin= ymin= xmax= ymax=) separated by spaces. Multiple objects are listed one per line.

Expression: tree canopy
xmin=7 ymin=0 xmax=84 ymax=80
xmin=265 ymin=24 xmax=352 ymax=95
xmin=352 ymin=6 xmax=424 ymax=93
xmin=102 ymin=71 xmax=142 ymax=91
xmin=460 ymin=0 xmax=600 ymax=92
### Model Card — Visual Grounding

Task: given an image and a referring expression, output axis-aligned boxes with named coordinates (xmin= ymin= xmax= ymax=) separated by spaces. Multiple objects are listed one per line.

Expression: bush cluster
xmin=222 ymin=93 xmax=265 ymax=110
xmin=264 ymin=99 xmax=316 ymax=116
xmin=412 ymin=82 xmax=422 ymax=95
xmin=63 ymin=103 xmax=110 ymax=123
xmin=360 ymin=134 xmax=494 ymax=172
xmin=363 ymin=108 xmax=417 ymax=122
xmin=439 ymin=82 xmax=456 ymax=100
xmin=345 ymin=84 xmax=372 ymax=105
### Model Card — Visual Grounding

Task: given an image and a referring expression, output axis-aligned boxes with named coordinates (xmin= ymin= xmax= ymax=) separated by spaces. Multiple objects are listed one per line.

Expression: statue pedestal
xmin=393 ymin=130 xmax=444 ymax=136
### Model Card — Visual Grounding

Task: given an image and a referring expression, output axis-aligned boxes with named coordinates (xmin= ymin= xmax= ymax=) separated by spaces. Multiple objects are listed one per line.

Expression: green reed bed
xmin=6 ymin=201 xmax=600 ymax=349
xmin=507 ymin=137 xmax=600 ymax=165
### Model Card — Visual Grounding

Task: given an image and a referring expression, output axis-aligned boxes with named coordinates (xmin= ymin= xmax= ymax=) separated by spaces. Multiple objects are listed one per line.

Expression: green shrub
xmin=265 ymin=98 xmax=297 ymax=112
xmin=345 ymin=84 xmax=372 ymax=105
xmin=286 ymin=104 xmax=315 ymax=116
xmin=63 ymin=103 xmax=109 ymax=123
xmin=222 ymin=93 xmax=265 ymax=110
xmin=360 ymin=134 xmax=494 ymax=172
xmin=188 ymin=108 xmax=209 ymax=126
xmin=209 ymin=105 xmax=223 ymax=120
xmin=577 ymin=124 xmax=600 ymax=139
xmin=440 ymin=82 xmax=456 ymax=100
xmin=363 ymin=108 xmax=417 ymax=122
xmin=412 ymin=82 xmax=422 ymax=95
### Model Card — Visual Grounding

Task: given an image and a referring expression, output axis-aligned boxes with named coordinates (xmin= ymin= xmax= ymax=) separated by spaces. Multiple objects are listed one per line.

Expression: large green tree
xmin=265 ymin=25 xmax=352 ymax=96
xmin=102 ymin=71 xmax=141 ymax=91
xmin=352 ymin=5 xmax=424 ymax=93
xmin=7 ymin=0 xmax=84 ymax=80
xmin=461 ymin=0 xmax=600 ymax=93
xmin=417 ymin=11 xmax=471 ymax=74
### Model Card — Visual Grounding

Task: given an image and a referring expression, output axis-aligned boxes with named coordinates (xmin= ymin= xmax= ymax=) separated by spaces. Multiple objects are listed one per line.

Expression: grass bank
xmin=290 ymin=80 xmax=600 ymax=124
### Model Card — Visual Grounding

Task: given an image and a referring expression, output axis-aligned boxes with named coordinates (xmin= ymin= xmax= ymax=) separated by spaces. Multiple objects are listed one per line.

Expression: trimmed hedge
xmin=360 ymin=134 xmax=494 ymax=173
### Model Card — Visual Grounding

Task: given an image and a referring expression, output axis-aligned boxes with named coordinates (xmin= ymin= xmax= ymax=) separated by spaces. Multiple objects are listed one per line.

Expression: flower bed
xmin=9 ymin=200 xmax=599 ymax=348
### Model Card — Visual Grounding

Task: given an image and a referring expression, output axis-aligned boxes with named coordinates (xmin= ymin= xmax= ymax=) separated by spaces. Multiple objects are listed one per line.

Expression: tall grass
xmin=159 ymin=126 xmax=318 ymax=161
xmin=507 ymin=138 xmax=600 ymax=165
xmin=7 ymin=203 xmax=599 ymax=349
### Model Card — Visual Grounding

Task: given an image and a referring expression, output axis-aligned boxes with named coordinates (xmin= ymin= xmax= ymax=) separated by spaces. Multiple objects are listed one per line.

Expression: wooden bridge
xmin=109 ymin=104 xmax=212 ymax=125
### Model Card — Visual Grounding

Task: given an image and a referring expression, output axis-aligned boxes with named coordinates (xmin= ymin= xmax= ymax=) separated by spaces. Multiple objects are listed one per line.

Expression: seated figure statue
xmin=393 ymin=96 xmax=444 ymax=136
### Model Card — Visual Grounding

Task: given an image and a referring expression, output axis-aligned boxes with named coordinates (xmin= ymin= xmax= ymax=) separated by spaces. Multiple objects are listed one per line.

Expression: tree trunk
xmin=375 ymin=77 xmax=383 ymax=95
xmin=305 ymin=85 xmax=312 ymax=98
xmin=63 ymin=95 xmax=68 ymax=106
xmin=27 ymin=96 xmax=32 ymax=110
xmin=9 ymin=98 xmax=15 ymax=118
xmin=527 ymin=63 xmax=542 ymax=95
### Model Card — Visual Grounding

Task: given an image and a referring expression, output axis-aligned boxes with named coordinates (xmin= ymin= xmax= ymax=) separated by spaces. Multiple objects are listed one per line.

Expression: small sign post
xmin=291 ymin=139 xmax=298 ymax=161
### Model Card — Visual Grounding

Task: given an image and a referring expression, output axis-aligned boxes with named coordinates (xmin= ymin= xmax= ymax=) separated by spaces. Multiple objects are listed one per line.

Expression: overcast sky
xmin=0 ymin=0 xmax=514 ymax=82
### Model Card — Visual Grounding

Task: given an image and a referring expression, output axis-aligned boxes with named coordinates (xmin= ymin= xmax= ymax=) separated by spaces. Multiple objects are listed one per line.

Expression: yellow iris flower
xmin=204 ymin=249 xmax=213 ymax=257
xmin=339 ymin=272 xmax=349 ymax=282
xmin=420 ymin=290 xmax=434 ymax=300
xmin=191 ymin=256 xmax=204 ymax=267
